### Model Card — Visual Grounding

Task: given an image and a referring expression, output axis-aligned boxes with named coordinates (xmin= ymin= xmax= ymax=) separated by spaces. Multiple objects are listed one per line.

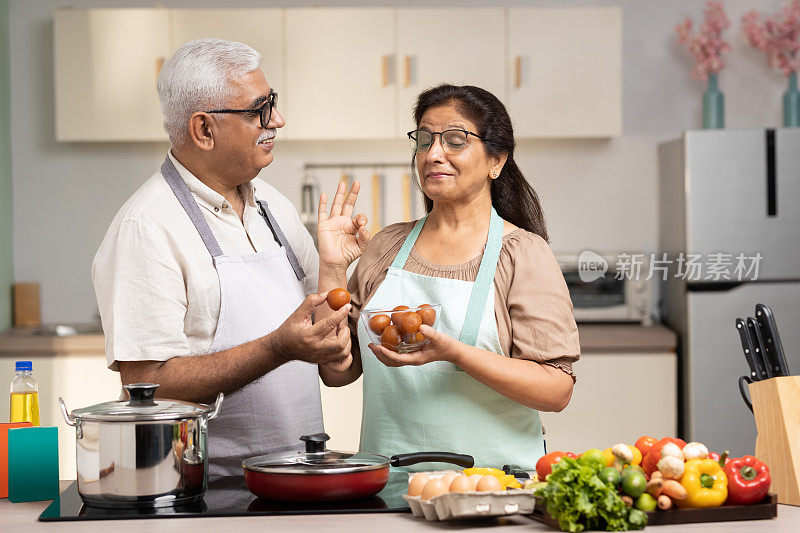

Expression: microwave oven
xmin=556 ymin=252 xmax=653 ymax=325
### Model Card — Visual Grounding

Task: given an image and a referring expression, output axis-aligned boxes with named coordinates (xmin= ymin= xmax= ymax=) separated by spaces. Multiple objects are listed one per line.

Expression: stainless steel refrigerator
xmin=659 ymin=129 xmax=800 ymax=456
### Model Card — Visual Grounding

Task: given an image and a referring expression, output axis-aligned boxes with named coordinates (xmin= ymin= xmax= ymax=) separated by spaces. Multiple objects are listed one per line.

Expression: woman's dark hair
xmin=412 ymin=84 xmax=548 ymax=242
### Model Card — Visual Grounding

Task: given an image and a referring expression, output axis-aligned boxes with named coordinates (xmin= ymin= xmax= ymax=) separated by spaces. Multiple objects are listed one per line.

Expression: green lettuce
xmin=538 ymin=457 xmax=647 ymax=532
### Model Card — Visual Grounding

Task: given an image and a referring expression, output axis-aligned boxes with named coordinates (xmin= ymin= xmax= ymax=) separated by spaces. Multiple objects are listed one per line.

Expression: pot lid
xmin=243 ymin=433 xmax=388 ymax=475
xmin=70 ymin=383 xmax=210 ymax=422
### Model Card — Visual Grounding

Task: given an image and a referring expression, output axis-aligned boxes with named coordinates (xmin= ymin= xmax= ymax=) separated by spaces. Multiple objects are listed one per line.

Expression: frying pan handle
xmin=390 ymin=452 xmax=474 ymax=468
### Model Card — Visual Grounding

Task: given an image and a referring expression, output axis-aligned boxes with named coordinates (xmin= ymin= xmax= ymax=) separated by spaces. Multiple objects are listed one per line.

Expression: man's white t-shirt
xmin=92 ymin=152 xmax=319 ymax=370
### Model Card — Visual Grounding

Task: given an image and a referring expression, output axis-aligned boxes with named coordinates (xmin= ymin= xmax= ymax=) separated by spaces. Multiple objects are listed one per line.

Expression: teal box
xmin=8 ymin=426 xmax=59 ymax=502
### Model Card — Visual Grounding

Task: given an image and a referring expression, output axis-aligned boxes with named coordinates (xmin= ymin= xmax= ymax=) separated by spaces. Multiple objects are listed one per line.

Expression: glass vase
xmin=784 ymin=72 xmax=800 ymax=128
xmin=703 ymin=73 xmax=725 ymax=129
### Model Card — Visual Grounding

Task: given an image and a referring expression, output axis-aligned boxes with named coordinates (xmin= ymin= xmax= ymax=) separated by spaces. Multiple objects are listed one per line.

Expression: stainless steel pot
xmin=59 ymin=383 xmax=223 ymax=509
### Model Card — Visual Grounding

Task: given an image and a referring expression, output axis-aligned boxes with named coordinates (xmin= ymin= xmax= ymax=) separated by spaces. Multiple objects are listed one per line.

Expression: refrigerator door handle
xmin=766 ymin=129 xmax=777 ymax=217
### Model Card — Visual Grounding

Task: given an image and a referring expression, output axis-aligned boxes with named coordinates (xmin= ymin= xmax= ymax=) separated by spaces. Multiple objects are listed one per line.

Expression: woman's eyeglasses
xmin=407 ymin=128 xmax=484 ymax=153
xmin=206 ymin=90 xmax=278 ymax=129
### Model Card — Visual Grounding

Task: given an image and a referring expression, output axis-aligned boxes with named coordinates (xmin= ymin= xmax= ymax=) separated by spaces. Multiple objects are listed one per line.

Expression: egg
xmin=407 ymin=473 xmax=431 ymax=497
xmin=417 ymin=306 xmax=437 ymax=326
xmin=368 ymin=314 xmax=391 ymax=335
xmin=421 ymin=478 xmax=450 ymax=501
xmin=440 ymin=473 xmax=459 ymax=486
xmin=326 ymin=288 xmax=350 ymax=311
xmin=465 ymin=474 xmax=483 ymax=490
xmin=381 ymin=324 xmax=402 ymax=347
xmin=449 ymin=475 xmax=477 ymax=493
xmin=397 ymin=311 xmax=422 ymax=335
xmin=391 ymin=305 xmax=410 ymax=325
xmin=476 ymin=475 xmax=503 ymax=492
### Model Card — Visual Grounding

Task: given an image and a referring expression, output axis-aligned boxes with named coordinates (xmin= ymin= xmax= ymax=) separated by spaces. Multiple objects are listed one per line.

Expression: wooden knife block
xmin=750 ymin=376 xmax=800 ymax=506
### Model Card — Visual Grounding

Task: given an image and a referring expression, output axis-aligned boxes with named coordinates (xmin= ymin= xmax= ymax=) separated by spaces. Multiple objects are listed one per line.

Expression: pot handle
xmin=58 ymin=397 xmax=78 ymax=427
xmin=203 ymin=392 xmax=224 ymax=420
xmin=390 ymin=452 xmax=474 ymax=468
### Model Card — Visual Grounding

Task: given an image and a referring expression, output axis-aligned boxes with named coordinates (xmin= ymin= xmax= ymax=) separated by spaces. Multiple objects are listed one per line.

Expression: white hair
xmin=157 ymin=38 xmax=262 ymax=148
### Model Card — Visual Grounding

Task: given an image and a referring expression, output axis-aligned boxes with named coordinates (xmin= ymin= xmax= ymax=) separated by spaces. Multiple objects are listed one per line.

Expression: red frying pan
xmin=243 ymin=433 xmax=473 ymax=503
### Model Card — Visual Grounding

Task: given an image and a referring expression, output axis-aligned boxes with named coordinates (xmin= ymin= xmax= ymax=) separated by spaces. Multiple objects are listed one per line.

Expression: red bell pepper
xmin=536 ymin=451 xmax=576 ymax=480
xmin=724 ymin=455 xmax=771 ymax=505
xmin=642 ymin=437 xmax=687 ymax=476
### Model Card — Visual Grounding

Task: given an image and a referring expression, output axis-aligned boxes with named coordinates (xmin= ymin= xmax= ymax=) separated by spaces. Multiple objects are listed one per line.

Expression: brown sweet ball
xmin=381 ymin=324 xmax=402 ymax=347
xmin=390 ymin=305 xmax=410 ymax=325
xmin=396 ymin=311 xmax=422 ymax=335
xmin=403 ymin=332 xmax=425 ymax=344
xmin=368 ymin=314 xmax=391 ymax=335
xmin=417 ymin=305 xmax=436 ymax=326
xmin=326 ymin=288 xmax=351 ymax=310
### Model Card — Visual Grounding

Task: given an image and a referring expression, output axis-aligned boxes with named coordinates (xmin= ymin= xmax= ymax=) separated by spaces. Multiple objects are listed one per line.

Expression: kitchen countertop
xmin=2 ymin=481 xmax=798 ymax=532
xmin=577 ymin=323 xmax=677 ymax=353
xmin=0 ymin=324 xmax=676 ymax=355
xmin=0 ymin=325 xmax=104 ymax=354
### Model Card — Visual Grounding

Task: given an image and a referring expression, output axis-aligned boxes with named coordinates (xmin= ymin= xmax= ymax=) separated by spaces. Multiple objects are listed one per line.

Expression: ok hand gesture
xmin=317 ymin=181 xmax=371 ymax=272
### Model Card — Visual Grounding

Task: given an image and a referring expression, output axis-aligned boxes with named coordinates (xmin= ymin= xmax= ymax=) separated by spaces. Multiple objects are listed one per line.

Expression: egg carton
xmin=403 ymin=489 xmax=537 ymax=521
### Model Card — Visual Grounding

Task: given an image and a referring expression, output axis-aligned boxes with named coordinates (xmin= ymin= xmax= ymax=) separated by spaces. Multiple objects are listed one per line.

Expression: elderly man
xmin=92 ymin=39 xmax=369 ymax=476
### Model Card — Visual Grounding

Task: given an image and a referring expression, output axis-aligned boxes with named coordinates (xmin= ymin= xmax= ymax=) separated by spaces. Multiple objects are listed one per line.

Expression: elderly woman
xmin=323 ymin=84 xmax=580 ymax=469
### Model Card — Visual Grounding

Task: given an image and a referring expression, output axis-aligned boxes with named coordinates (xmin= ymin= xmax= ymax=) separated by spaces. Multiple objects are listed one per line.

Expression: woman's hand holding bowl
xmin=368 ymin=324 xmax=459 ymax=367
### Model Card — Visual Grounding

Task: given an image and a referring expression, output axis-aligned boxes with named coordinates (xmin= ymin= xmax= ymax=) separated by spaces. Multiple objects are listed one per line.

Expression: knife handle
xmin=756 ymin=303 xmax=791 ymax=376
xmin=747 ymin=317 xmax=773 ymax=379
xmin=736 ymin=318 xmax=759 ymax=381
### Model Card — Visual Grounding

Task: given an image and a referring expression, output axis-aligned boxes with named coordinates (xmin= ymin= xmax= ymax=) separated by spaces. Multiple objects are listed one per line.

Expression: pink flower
xmin=742 ymin=0 xmax=800 ymax=76
xmin=675 ymin=1 xmax=731 ymax=81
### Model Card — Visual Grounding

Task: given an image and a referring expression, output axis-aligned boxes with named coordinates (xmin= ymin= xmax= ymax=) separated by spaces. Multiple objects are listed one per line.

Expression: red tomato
xmin=642 ymin=437 xmax=687 ymax=476
xmin=536 ymin=451 xmax=576 ymax=480
xmin=635 ymin=436 xmax=658 ymax=460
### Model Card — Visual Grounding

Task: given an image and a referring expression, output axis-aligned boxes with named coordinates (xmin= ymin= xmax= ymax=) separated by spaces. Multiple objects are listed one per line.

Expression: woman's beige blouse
xmin=347 ymin=221 xmax=581 ymax=379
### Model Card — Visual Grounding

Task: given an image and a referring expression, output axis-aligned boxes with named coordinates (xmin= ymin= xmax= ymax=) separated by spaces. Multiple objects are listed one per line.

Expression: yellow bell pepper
xmin=602 ymin=448 xmax=615 ymax=467
xmin=679 ymin=458 xmax=728 ymax=508
xmin=461 ymin=468 xmax=522 ymax=490
xmin=628 ymin=445 xmax=643 ymax=466
xmin=462 ymin=467 xmax=505 ymax=478
xmin=499 ymin=474 xmax=523 ymax=490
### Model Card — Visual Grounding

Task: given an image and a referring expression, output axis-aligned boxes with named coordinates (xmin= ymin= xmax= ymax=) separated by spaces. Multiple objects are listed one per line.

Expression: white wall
xmin=9 ymin=0 xmax=790 ymax=324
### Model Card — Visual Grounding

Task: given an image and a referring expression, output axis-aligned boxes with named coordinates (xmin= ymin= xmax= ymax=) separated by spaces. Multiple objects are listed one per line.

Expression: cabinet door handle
xmin=514 ymin=56 xmax=522 ymax=88
xmin=381 ymin=55 xmax=390 ymax=87
xmin=404 ymin=55 xmax=412 ymax=87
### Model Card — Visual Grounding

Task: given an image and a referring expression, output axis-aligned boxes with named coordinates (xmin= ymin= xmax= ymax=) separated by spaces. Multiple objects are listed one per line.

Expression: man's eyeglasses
xmin=206 ymin=91 xmax=278 ymax=129
xmin=407 ymin=128 xmax=484 ymax=153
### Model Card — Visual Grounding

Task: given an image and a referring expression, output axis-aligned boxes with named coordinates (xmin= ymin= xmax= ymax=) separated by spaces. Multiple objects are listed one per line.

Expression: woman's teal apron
xmin=357 ymin=208 xmax=545 ymax=471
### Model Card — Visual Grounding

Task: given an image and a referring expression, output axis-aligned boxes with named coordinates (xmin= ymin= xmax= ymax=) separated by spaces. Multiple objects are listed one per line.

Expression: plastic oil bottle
xmin=9 ymin=360 xmax=40 ymax=425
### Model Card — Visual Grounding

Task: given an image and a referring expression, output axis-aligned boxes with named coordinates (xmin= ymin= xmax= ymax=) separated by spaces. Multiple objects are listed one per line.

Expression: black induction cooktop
xmin=39 ymin=473 xmax=411 ymax=521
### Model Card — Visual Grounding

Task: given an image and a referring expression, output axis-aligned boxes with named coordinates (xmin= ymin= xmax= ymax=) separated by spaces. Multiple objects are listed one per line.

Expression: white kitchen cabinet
xmin=54 ymin=9 xmax=170 ymax=142
xmin=508 ymin=7 xmax=622 ymax=138
xmin=54 ymin=7 xmax=623 ymax=142
xmin=395 ymin=8 xmax=506 ymax=136
xmin=539 ymin=351 xmax=677 ymax=454
xmin=283 ymin=8 xmax=396 ymax=140
xmin=169 ymin=9 xmax=284 ymax=98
